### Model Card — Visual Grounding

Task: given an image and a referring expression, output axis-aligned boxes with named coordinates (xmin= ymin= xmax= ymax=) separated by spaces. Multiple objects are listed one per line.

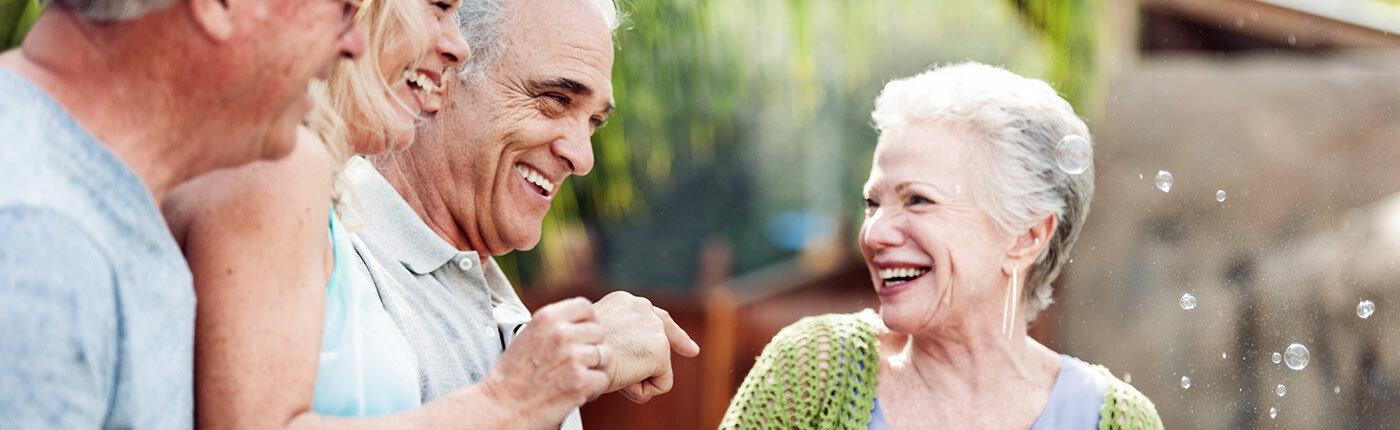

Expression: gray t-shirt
xmin=0 ymin=68 xmax=196 ymax=428
xmin=340 ymin=158 xmax=582 ymax=428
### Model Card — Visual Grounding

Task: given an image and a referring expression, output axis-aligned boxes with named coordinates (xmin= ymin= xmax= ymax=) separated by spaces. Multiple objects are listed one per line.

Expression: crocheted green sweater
xmin=721 ymin=311 xmax=1164 ymax=429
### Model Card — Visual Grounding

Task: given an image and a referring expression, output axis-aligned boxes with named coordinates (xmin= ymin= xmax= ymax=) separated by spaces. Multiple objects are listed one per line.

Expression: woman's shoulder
xmin=772 ymin=309 xmax=884 ymax=347
xmin=1083 ymin=362 xmax=1165 ymax=430
xmin=722 ymin=310 xmax=882 ymax=430
xmin=164 ymin=128 xmax=336 ymax=239
xmin=163 ymin=128 xmax=337 ymax=284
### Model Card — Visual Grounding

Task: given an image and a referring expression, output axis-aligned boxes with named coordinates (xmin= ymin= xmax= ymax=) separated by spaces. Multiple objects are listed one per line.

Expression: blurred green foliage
xmin=501 ymin=0 xmax=1094 ymax=289
xmin=0 ymin=0 xmax=1097 ymax=291
xmin=0 ymin=0 xmax=41 ymax=50
xmin=1010 ymin=0 xmax=1097 ymax=108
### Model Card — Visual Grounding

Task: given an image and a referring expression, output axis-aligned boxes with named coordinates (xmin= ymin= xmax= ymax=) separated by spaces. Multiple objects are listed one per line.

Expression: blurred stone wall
xmin=1058 ymin=52 xmax=1400 ymax=429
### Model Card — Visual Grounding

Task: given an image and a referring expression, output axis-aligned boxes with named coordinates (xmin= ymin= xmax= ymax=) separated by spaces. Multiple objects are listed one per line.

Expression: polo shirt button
xmin=457 ymin=257 xmax=475 ymax=271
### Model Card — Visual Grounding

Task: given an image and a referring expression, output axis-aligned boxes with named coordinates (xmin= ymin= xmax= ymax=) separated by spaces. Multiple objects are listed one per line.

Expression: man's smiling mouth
xmin=515 ymin=163 xmax=555 ymax=196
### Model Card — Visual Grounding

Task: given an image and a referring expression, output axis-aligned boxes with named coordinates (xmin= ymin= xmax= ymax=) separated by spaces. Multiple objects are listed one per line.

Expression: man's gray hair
xmin=51 ymin=0 xmax=175 ymax=21
xmin=453 ymin=0 xmax=620 ymax=80
xmin=871 ymin=62 xmax=1095 ymax=322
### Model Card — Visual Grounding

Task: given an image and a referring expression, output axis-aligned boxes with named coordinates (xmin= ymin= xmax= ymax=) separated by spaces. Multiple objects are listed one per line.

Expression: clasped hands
xmin=480 ymin=292 xmax=701 ymax=427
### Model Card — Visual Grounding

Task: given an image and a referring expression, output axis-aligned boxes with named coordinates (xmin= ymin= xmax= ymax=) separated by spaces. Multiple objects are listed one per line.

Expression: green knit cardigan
xmin=721 ymin=310 xmax=1164 ymax=429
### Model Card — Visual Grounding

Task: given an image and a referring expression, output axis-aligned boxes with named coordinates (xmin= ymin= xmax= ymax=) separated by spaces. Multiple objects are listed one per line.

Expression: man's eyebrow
xmin=531 ymin=77 xmax=615 ymax=118
xmin=530 ymin=77 xmax=592 ymax=96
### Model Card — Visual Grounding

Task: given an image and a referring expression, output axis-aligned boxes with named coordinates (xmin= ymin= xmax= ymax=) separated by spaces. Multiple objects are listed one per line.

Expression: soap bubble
xmin=1284 ymin=343 xmax=1308 ymax=371
xmin=1180 ymin=293 xmax=1197 ymax=310
xmin=1055 ymin=135 xmax=1092 ymax=175
xmin=1155 ymin=170 xmax=1173 ymax=193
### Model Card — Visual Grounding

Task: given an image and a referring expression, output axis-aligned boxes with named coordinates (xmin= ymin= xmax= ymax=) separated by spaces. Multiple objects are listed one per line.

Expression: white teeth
xmin=403 ymin=70 xmax=440 ymax=94
xmin=515 ymin=164 xmax=556 ymax=194
xmin=877 ymin=266 xmax=930 ymax=282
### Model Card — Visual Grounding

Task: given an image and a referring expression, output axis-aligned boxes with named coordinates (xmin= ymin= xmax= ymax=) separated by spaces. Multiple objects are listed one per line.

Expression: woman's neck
xmin=877 ymin=308 xmax=1061 ymax=427
xmin=894 ymin=329 xmax=1054 ymax=393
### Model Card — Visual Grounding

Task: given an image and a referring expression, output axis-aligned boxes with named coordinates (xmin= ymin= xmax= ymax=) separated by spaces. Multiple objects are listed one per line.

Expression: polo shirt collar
xmin=342 ymin=158 xmax=469 ymax=275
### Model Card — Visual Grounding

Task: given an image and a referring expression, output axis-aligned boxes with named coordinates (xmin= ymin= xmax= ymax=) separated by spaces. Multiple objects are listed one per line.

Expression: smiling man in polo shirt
xmin=340 ymin=0 xmax=699 ymax=427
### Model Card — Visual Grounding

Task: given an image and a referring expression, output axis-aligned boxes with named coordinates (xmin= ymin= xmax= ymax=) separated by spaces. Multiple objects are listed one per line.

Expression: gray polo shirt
xmin=340 ymin=158 xmax=582 ymax=428
xmin=0 ymin=68 xmax=195 ymax=428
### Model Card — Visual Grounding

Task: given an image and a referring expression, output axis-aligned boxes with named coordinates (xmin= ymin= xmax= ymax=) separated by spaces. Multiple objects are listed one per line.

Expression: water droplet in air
xmin=1272 ymin=352 xmax=1282 ymax=364
xmin=1156 ymin=170 xmax=1173 ymax=193
xmin=1358 ymin=299 xmax=1375 ymax=319
xmin=1222 ymin=352 xmax=1227 ymax=359
xmin=1123 ymin=373 xmax=1132 ymax=383
xmin=1335 ymin=385 xmax=1341 ymax=394
xmin=1276 ymin=384 xmax=1287 ymax=397
xmin=1139 ymin=174 xmax=1144 ymax=180
xmin=1216 ymin=190 xmax=1226 ymax=202
xmin=1055 ymin=135 xmax=1092 ymax=175
xmin=1179 ymin=293 xmax=1197 ymax=310
xmin=1284 ymin=343 xmax=1309 ymax=370
xmin=1288 ymin=35 xmax=1297 ymax=45
xmin=1269 ymin=407 xmax=1278 ymax=419
xmin=1180 ymin=376 xmax=1191 ymax=389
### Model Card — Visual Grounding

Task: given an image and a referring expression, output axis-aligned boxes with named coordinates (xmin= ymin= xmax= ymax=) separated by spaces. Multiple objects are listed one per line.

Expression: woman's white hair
xmin=871 ymin=62 xmax=1095 ymax=321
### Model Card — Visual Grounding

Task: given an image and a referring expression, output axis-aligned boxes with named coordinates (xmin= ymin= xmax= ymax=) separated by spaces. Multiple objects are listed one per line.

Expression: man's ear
xmin=1004 ymin=214 xmax=1056 ymax=274
xmin=187 ymin=0 xmax=234 ymax=41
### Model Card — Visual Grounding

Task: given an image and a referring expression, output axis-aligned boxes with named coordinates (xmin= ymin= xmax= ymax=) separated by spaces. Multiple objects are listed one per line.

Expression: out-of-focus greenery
xmin=0 ymin=0 xmax=1097 ymax=291
xmin=1009 ymin=0 xmax=1097 ymax=108
xmin=0 ymin=0 xmax=41 ymax=50
xmin=502 ymin=0 xmax=1096 ymax=289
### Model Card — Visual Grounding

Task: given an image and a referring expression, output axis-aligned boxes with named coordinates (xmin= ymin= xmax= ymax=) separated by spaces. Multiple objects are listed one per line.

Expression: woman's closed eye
xmin=433 ymin=1 xmax=451 ymax=11
xmin=863 ymin=197 xmax=879 ymax=216
xmin=907 ymin=194 xmax=934 ymax=206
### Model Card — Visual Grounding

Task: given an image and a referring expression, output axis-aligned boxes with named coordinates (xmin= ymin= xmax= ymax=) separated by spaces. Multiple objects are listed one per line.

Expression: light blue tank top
xmin=311 ymin=211 xmax=422 ymax=417
xmin=868 ymin=354 xmax=1107 ymax=429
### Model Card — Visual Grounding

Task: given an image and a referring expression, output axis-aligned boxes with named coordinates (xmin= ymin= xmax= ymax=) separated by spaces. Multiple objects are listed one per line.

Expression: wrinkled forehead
xmin=866 ymin=121 xmax=975 ymax=190
xmin=501 ymin=0 xmax=616 ymax=96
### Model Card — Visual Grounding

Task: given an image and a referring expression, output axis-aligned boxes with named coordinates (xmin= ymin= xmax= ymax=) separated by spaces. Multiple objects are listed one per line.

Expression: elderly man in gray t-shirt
xmin=0 ymin=0 xmax=362 ymax=427
xmin=343 ymin=0 xmax=700 ymax=427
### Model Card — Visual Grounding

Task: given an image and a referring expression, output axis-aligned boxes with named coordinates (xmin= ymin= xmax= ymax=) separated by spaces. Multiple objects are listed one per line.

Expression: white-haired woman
xmin=722 ymin=63 xmax=1162 ymax=429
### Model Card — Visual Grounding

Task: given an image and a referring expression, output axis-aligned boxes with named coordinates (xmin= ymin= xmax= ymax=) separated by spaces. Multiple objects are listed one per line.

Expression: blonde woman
xmin=164 ymin=0 xmax=609 ymax=427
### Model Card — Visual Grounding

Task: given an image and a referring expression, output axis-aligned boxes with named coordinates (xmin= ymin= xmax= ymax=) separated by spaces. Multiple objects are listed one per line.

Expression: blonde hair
xmin=304 ymin=0 xmax=432 ymax=203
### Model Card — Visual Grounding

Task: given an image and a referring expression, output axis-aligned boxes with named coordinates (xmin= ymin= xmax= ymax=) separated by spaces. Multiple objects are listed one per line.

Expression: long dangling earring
xmin=1002 ymin=267 xmax=1018 ymax=340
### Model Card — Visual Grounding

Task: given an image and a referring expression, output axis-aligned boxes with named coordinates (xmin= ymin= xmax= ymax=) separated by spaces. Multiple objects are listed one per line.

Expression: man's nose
xmin=551 ymin=128 xmax=595 ymax=176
